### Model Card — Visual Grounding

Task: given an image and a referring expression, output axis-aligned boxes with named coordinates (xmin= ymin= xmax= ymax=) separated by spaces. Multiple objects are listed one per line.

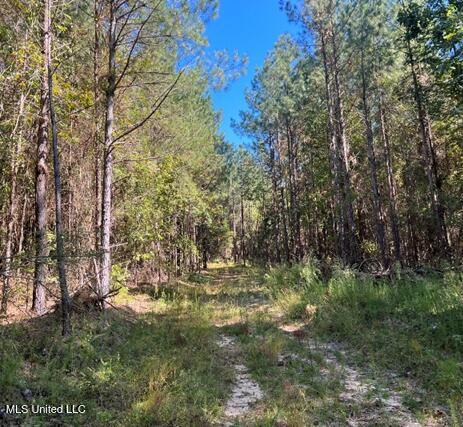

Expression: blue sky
xmin=205 ymin=0 xmax=297 ymax=146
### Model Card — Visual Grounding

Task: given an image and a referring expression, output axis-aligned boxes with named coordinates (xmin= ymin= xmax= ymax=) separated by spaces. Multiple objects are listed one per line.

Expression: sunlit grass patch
xmin=0 ymin=288 xmax=230 ymax=426
xmin=247 ymin=334 xmax=286 ymax=369
xmin=262 ymin=260 xmax=463 ymax=421
xmin=237 ymin=320 xmax=348 ymax=426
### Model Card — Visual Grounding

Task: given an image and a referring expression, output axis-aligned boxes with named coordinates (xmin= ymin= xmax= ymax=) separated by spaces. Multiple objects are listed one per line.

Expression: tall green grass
xmin=0 ymin=297 xmax=230 ymax=426
xmin=264 ymin=259 xmax=325 ymax=319
xmin=265 ymin=261 xmax=463 ymax=420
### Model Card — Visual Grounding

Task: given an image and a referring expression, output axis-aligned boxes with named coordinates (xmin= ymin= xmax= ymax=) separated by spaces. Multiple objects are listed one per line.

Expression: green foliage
xmin=0 ymin=298 xmax=230 ymax=426
xmin=264 ymin=260 xmax=324 ymax=320
xmin=265 ymin=259 xmax=323 ymax=297
xmin=0 ymin=350 xmax=21 ymax=392
xmin=399 ymin=0 xmax=463 ymax=100
xmin=114 ymin=61 xmax=231 ymax=273
xmin=235 ymin=0 xmax=463 ymax=266
xmin=264 ymin=263 xmax=463 ymax=410
xmin=111 ymin=263 xmax=129 ymax=289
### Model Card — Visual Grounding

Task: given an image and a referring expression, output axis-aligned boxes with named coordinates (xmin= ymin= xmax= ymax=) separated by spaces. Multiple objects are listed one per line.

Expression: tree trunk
xmin=320 ymin=29 xmax=344 ymax=261
xmin=285 ymin=118 xmax=302 ymax=261
xmin=280 ymin=187 xmax=291 ymax=264
xmin=230 ymin=176 xmax=238 ymax=263
xmin=292 ymin=128 xmax=303 ymax=260
xmin=1 ymin=93 xmax=26 ymax=314
xmin=192 ymin=223 xmax=198 ymax=271
xmin=360 ymin=52 xmax=388 ymax=268
xmin=18 ymin=195 xmax=27 ymax=261
xmin=240 ymin=195 xmax=245 ymax=266
xmin=19 ymin=195 xmax=28 ymax=307
xmin=404 ymin=151 xmax=419 ymax=265
xmin=202 ymin=252 xmax=207 ymax=269
xmin=100 ymin=1 xmax=117 ymax=304
xmin=330 ymin=24 xmax=358 ymax=264
xmin=269 ymin=144 xmax=281 ymax=263
xmin=275 ymin=131 xmax=291 ymax=264
xmin=33 ymin=0 xmax=51 ymax=315
xmin=93 ymin=0 xmax=102 ymax=254
xmin=407 ymin=40 xmax=449 ymax=256
xmin=46 ymin=0 xmax=72 ymax=336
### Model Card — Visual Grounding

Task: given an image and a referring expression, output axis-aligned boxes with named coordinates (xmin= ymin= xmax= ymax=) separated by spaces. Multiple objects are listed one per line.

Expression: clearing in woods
xmin=199 ymin=265 xmax=437 ymax=426
xmin=1 ymin=264 xmax=452 ymax=426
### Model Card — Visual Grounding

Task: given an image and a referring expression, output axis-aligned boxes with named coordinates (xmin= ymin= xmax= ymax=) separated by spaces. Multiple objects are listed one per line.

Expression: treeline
xmin=0 ymin=0 xmax=237 ymax=333
xmin=1 ymin=0 xmax=462 ymax=335
xmin=234 ymin=0 xmax=462 ymax=268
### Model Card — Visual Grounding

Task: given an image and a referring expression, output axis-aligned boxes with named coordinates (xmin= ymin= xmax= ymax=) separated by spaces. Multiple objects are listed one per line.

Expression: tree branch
xmin=111 ymin=69 xmax=184 ymax=146
xmin=114 ymin=7 xmax=155 ymax=90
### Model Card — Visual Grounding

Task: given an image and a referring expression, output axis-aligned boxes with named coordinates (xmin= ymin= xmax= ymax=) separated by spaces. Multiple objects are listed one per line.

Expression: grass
xmin=223 ymin=312 xmax=349 ymax=426
xmin=0 ymin=287 xmax=232 ymax=426
xmin=2 ymin=262 xmax=462 ymax=426
xmin=264 ymin=260 xmax=463 ymax=425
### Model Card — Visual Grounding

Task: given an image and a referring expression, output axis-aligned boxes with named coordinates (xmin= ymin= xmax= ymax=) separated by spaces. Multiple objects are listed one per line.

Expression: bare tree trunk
xmin=33 ymin=0 xmax=51 ymax=315
xmin=269 ymin=144 xmax=281 ymax=263
xmin=192 ymin=223 xmax=197 ymax=271
xmin=320 ymin=29 xmax=344 ymax=261
xmin=232 ymin=196 xmax=238 ymax=263
xmin=19 ymin=194 xmax=29 ymax=308
xmin=93 ymin=0 xmax=102 ymax=254
xmin=330 ymin=25 xmax=358 ymax=264
xmin=379 ymin=93 xmax=401 ymax=265
xmin=18 ymin=195 xmax=27 ymax=259
xmin=285 ymin=120 xmax=295 ymax=260
xmin=202 ymin=249 xmax=207 ymax=269
xmin=100 ymin=1 xmax=117 ymax=304
xmin=46 ymin=0 xmax=72 ymax=335
xmin=280 ymin=186 xmax=291 ymax=264
xmin=274 ymin=132 xmax=291 ymax=264
xmin=292 ymin=130 xmax=303 ymax=260
xmin=320 ymin=29 xmax=348 ymax=261
xmin=318 ymin=19 xmax=358 ymax=264
xmin=404 ymin=150 xmax=419 ymax=265
xmin=285 ymin=119 xmax=302 ymax=261
xmin=1 ymin=176 xmax=16 ymax=313
xmin=360 ymin=52 xmax=388 ymax=268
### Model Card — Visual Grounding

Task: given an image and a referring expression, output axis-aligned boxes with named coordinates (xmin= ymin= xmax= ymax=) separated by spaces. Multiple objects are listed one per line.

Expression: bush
xmin=265 ymin=259 xmax=325 ymax=320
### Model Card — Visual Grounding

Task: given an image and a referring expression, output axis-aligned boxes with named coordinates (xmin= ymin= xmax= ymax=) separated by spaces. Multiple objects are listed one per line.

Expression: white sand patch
xmin=217 ymin=335 xmax=235 ymax=348
xmin=217 ymin=334 xmax=263 ymax=424
xmin=279 ymin=325 xmax=423 ymax=426
xmin=224 ymin=363 xmax=263 ymax=418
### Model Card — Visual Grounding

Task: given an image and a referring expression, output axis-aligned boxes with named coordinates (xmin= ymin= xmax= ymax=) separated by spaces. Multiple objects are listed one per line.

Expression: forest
xmin=0 ymin=0 xmax=462 ymax=425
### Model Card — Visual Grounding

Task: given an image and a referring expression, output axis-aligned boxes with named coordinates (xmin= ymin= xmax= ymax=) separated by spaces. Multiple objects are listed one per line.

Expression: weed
xmin=263 ymin=260 xmax=463 ymax=420
xmin=0 ymin=292 xmax=229 ymax=426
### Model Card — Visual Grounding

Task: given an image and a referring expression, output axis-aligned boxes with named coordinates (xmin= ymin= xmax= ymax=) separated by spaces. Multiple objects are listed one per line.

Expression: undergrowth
xmin=2 ymin=263 xmax=462 ymax=426
xmin=0 ymin=294 xmax=230 ymax=426
xmin=265 ymin=260 xmax=463 ymax=423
